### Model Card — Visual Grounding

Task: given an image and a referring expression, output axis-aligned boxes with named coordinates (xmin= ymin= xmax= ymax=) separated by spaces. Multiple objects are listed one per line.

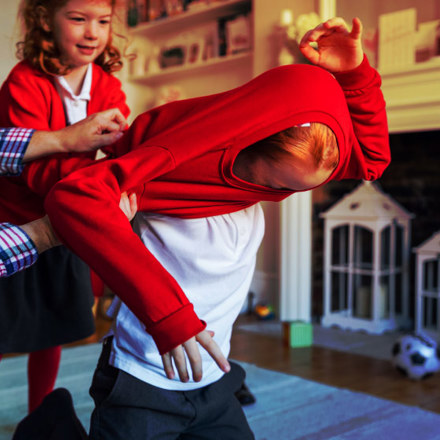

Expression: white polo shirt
xmin=55 ymin=63 xmax=92 ymax=125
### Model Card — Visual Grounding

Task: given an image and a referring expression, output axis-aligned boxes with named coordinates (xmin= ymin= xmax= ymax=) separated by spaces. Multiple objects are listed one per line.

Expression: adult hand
xmin=23 ymin=109 xmax=128 ymax=163
xmin=20 ymin=215 xmax=60 ymax=254
xmin=161 ymin=330 xmax=230 ymax=382
xmin=299 ymin=17 xmax=364 ymax=72
xmin=58 ymin=108 xmax=128 ymax=153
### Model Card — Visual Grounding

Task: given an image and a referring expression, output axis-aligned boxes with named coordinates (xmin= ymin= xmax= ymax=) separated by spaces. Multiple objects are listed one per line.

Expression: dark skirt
xmin=0 ymin=246 xmax=95 ymax=353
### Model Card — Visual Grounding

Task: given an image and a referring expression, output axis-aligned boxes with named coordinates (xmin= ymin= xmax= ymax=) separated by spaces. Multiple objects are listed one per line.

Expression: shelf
xmin=128 ymin=0 xmax=251 ymax=37
xmin=379 ymin=57 xmax=440 ymax=133
xmin=128 ymin=51 xmax=253 ymax=85
xmin=379 ymin=56 xmax=440 ymax=77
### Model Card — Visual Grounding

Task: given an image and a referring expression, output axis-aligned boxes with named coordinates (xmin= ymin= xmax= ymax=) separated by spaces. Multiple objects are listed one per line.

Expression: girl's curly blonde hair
xmin=16 ymin=0 xmax=124 ymax=75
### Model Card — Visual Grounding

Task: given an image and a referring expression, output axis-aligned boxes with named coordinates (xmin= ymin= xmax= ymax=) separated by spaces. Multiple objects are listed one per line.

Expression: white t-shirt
xmin=108 ymin=204 xmax=265 ymax=390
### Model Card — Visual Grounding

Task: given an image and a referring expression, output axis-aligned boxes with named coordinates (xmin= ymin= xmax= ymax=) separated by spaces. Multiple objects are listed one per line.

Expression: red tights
xmin=27 ymin=345 xmax=62 ymax=413
xmin=0 ymin=345 xmax=63 ymax=414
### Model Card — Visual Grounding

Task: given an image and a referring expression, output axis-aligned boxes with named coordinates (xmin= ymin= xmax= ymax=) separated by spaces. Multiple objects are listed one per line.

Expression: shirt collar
xmin=55 ymin=63 xmax=93 ymax=101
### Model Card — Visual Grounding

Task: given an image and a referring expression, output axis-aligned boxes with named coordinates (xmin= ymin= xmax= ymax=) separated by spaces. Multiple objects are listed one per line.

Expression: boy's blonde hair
xmin=251 ymin=122 xmax=339 ymax=173
xmin=16 ymin=0 xmax=124 ymax=75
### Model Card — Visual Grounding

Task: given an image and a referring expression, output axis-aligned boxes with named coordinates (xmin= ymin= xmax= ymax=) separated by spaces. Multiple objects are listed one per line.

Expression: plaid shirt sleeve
xmin=0 ymin=223 xmax=38 ymax=277
xmin=0 ymin=127 xmax=35 ymax=176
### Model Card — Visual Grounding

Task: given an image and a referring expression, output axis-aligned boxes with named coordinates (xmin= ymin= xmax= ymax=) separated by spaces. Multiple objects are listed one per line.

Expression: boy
xmin=45 ymin=17 xmax=390 ymax=439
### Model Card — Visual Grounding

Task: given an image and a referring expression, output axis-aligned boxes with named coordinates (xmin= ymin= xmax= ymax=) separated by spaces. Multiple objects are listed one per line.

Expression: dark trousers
xmin=89 ymin=338 xmax=255 ymax=440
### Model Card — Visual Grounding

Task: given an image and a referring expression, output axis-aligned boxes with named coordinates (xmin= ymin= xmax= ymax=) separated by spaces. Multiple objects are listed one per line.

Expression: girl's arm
xmin=300 ymin=17 xmax=390 ymax=180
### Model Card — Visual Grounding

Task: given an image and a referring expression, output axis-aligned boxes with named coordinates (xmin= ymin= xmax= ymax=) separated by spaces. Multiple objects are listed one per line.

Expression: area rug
xmin=1 ymin=343 xmax=440 ymax=440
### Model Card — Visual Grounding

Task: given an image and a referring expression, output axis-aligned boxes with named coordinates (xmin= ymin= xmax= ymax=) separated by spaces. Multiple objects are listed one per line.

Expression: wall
xmin=0 ymin=1 xmax=21 ymax=82
xmin=248 ymin=0 xmax=316 ymax=312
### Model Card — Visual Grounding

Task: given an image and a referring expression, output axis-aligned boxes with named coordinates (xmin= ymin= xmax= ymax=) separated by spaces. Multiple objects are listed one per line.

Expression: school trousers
xmin=89 ymin=338 xmax=255 ymax=440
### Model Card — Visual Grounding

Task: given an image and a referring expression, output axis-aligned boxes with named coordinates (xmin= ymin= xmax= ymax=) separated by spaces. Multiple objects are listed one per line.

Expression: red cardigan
xmin=0 ymin=60 xmax=130 ymax=223
xmin=46 ymin=56 xmax=390 ymax=354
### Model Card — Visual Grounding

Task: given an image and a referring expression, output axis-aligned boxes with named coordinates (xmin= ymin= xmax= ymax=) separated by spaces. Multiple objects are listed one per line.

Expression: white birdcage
xmin=320 ymin=181 xmax=414 ymax=333
xmin=414 ymin=232 xmax=440 ymax=340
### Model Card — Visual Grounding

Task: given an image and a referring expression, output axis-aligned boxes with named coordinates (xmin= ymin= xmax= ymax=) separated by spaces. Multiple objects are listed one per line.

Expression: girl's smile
xmin=77 ymin=44 xmax=99 ymax=56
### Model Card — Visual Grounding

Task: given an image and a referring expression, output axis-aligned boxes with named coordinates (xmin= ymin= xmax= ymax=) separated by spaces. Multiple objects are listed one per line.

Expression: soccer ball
xmin=391 ymin=333 xmax=440 ymax=380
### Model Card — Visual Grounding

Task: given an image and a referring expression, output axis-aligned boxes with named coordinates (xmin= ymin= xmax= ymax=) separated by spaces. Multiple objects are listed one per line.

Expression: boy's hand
xmin=119 ymin=192 xmax=138 ymax=221
xmin=299 ymin=17 xmax=364 ymax=72
xmin=161 ymin=330 xmax=230 ymax=382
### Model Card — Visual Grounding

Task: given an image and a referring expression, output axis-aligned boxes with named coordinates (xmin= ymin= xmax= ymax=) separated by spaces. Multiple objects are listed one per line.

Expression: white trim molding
xmin=280 ymin=192 xmax=312 ymax=322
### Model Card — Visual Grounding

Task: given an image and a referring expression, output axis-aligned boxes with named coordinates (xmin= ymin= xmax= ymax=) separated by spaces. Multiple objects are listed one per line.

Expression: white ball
xmin=391 ymin=333 xmax=440 ymax=380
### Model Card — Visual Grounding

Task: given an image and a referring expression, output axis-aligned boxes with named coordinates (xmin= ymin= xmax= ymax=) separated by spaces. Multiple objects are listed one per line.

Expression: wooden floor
xmin=72 ymin=312 xmax=440 ymax=415
xmin=230 ymin=316 xmax=440 ymax=414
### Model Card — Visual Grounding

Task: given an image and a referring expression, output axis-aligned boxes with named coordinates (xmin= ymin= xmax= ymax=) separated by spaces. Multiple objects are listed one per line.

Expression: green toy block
xmin=289 ymin=321 xmax=313 ymax=348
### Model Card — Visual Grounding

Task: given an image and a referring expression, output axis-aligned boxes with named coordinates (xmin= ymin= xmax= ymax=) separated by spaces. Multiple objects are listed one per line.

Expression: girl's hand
xmin=161 ymin=330 xmax=230 ymax=382
xmin=299 ymin=17 xmax=364 ymax=72
xmin=119 ymin=192 xmax=138 ymax=221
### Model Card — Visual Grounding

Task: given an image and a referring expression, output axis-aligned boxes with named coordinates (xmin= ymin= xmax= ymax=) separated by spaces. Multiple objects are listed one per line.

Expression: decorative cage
xmin=320 ymin=181 xmax=414 ymax=333
xmin=414 ymin=232 xmax=440 ymax=340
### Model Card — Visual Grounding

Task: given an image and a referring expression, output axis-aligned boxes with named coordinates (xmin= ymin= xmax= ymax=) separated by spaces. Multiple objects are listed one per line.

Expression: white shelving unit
xmin=129 ymin=0 xmax=251 ymax=37
xmin=126 ymin=0 xmax=253 ymax=88
xmin=130 ymin=51 xmax=252 ymax=85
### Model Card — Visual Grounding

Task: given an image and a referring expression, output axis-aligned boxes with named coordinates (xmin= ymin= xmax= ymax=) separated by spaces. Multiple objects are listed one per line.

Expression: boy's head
xmin=17 ymin=0 xmax=123 ymax=75
xmin=240 ymin=122 xmax=339 ymax=191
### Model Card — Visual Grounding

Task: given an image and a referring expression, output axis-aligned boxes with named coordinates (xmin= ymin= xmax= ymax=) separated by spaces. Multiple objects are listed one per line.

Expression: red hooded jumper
xmin=45 ymin=56 xmax=390 ymax=354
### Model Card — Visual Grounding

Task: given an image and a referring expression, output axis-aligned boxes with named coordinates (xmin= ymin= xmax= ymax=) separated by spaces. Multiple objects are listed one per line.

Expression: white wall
xmin=0 ymin=1 xmax=21 ymax=83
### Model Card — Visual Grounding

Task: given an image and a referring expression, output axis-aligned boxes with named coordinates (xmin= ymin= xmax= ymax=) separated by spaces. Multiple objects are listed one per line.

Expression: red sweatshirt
xmin=0 ymin=60 xmax=130 ymax=224
xmin=45 ymin=56 xmax=390 ymax=354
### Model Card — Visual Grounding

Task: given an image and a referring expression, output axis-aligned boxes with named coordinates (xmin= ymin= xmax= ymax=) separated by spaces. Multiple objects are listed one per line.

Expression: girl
xmin=0 ymin=0 xmax=130 ymax=413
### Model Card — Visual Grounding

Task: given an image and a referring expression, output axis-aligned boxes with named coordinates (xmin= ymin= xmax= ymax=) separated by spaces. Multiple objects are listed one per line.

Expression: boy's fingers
xmin=171 ymin=345 xmax=189 ymax=382
xmin=350 ymin=17 xmax=363 ymax=40
xmin=196 ymin=330 xmax=230 ymax=373
xmin=299 ymin=42 xmax=320 ymax=65
xmin=129 ymin=193 xmax=138 ymax=212
xmin=324 ymin=17 xmax=348 ymax=30
xmin=183 ymin=339 xmax=203 ymax=382
xmin=161 ymin=352 xmax=175 ymax=380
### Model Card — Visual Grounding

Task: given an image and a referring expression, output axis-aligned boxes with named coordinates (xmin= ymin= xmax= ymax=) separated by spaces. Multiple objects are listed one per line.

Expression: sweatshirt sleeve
xmin=333 ymin=55 xmax=390 ymax=181
xmin=45 ymin=129 xmax=206 ymax=354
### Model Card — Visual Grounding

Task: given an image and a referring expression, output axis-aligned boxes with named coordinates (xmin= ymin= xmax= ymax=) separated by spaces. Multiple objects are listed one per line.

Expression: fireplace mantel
xmin=380 ymin=57 xmax=440 ymax=134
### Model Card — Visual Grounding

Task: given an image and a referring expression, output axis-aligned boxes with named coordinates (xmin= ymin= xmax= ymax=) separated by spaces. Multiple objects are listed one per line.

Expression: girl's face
xmin=51 ymin=0 xmax=112 ymax=69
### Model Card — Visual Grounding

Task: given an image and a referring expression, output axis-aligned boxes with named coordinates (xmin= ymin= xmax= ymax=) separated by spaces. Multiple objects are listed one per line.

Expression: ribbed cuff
xmin=148 ymin=303 xmax=207 ymax=355
xmin=333 ymin=55 xmax=378 ymax=90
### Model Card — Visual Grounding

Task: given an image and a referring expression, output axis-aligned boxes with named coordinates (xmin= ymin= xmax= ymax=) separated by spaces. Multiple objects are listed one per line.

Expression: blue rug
xmin=1 ymin=343 xmax=440 ymax=440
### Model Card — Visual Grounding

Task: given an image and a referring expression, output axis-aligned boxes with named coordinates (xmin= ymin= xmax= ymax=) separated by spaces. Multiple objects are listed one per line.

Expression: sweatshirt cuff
xmin=148 ymin=303 xmax=207 ymax=355
xmin=333 ymin=55 xmax=379 ymax=90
